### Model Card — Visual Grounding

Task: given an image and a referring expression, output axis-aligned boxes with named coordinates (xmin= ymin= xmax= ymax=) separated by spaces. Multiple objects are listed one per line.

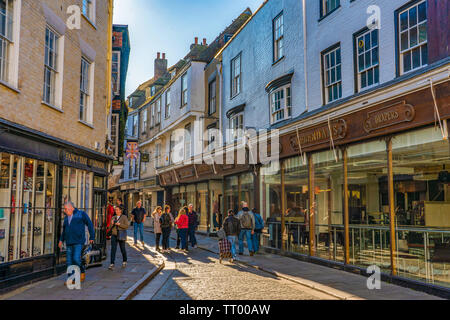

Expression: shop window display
xmin=347 ymin=140 xmax=391 ymax=272
xmin=196 ymin=183 xmax=208 ymax=232
xmin=0 ymin=153 xmax=56 ymax=264
xmin=225 ymin=176 xmax=239 ymax=215
xmin=392 ymin=127 xmax=450 ymax=288
xmin=313 ymin=150 xmax=344 ymax=262
xmin=261 ymin=161 xmax=282 ymax=249
xmin=284 ymin=156 xmax=309 ymax=255
xmin=240 ymin=173 xmax=255 ymax=212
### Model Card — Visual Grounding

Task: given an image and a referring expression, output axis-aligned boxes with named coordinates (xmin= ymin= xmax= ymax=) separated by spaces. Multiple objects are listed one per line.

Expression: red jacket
xmin=175 ymin=214 xmax=189 ymax=229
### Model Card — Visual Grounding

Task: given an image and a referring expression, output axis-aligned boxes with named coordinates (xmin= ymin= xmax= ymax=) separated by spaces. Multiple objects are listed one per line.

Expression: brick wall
xmin=0 ymin=0 xmax=109 ymax=153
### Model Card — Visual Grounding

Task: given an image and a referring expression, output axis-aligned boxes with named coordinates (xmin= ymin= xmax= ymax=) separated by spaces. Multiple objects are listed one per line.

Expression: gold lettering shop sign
xmin=289 ymin=119 xmax=347 ymax=151
xmin=363 ymin=101 xmax=415 ymax=133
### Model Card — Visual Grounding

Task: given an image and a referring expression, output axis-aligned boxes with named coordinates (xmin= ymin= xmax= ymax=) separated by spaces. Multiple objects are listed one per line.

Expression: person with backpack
xmin=160 ymin=205 xmax=174 ymax=253
xmin=237 ymin=203 xmax=255 ymax=256
xmin=187 ymin=204 xmax=198 ymax=249
xmin=175 ymin=207 xmax=189 ymax=252
xmin=251 ymin=208 xmax=264 ymax=254
xmin=222 ymin=209 xmax=241 ymax=261
xmin=151 ymin=206 xmax=163 ymax=252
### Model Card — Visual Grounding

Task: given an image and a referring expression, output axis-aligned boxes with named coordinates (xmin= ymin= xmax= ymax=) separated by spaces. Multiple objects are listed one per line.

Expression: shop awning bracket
xmin=296 ymin=127 xmax=307 ymax=165
xmin=328 ymin=115 xmax=339 ymax=162
xmin=429 ymin=78 xmax=447 ymax=140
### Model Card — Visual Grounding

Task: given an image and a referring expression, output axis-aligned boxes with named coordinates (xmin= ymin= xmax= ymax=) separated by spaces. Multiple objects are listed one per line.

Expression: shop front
xmin=261 ymin=79 xmax=450 ymax=293
xmin=0 ymin=123 xmax=110 ymax=291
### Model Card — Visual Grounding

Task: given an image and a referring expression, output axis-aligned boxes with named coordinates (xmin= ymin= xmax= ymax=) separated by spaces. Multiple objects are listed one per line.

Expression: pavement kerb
xmin=117 ymin=262 xmax=165 ymax=300
xmin=144 ymin=227 xmax=348 ymax=300
xmin=117 ymin=238 xmax=166 ymax=301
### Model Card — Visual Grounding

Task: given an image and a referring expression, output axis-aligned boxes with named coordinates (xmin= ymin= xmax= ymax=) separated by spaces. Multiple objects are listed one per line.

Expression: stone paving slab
xmin=0 ymin=233 xmax=161 ymax=301
xmin=188 ymin=231 xmax=443 ymax=300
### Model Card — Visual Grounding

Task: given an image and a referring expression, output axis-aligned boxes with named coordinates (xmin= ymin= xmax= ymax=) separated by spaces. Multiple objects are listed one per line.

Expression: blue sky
xmin=113 ymin=0 xmax=263 ymax=97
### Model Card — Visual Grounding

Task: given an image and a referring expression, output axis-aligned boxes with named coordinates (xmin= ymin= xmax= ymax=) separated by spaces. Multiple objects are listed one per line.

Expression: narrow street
xmin=134 ymin=229 xmax=337 ymax=300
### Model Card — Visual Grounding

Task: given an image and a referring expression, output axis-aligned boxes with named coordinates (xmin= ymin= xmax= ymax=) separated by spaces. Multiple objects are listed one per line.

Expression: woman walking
xmin=175 ymin=206 xmax=189 ymax=252
xmin=108 ymin=206 xmax=129 ymax=270
xmin=151 ymin=206 xmax=163 ymax=252
xmin=160 ymin=205 xmax=174 ymax=253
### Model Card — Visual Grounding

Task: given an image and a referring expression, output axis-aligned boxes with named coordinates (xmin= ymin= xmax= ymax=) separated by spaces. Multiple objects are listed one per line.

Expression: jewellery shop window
xmin=0 ymin=153 xmax=56 ymax=264
xmin=61 ymin=167 xmax=93 ymax=249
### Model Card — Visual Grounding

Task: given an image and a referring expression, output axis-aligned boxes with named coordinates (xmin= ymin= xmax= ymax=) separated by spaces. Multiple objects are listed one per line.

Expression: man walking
xmin=237 ymin=202 xmax=255 ymax=256
xmin=131 ymin=201 xmax=146 ymax=247
xmin=187 ymin=204 xmax=198 ymax=249
xmin=58 ymin=201 xmax=95 ymax=285
xmin=223 ymin=209 xmax=241 ymax=261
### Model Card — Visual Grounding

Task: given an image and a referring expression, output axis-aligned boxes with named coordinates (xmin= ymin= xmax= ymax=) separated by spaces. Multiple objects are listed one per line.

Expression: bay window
xmin=270 ymin=85 xmax=291 ymax=124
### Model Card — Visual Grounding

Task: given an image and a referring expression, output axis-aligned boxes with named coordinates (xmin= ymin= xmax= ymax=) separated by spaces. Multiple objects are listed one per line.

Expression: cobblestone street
xmin=134 ymin=230 xmax=336 ymax=300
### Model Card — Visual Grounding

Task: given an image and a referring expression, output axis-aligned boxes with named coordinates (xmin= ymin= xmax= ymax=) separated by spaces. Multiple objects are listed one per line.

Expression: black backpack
xmin=160 ymin=213 xmax=172 ymax=228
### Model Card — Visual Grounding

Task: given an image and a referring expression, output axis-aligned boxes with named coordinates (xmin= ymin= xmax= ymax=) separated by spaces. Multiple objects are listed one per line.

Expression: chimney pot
xmin=157 ymin=52 xmax=161 ymax=59
xmin=203 ymin=38 xmax=207 ymax=45
xmin=162 ymin=53 xmax=166 ymax=59
xmin=195 ymin=37 xmax=198 ymax=45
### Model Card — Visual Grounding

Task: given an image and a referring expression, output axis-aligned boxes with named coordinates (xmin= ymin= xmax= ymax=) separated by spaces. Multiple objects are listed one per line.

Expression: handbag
xmin=118 ymin=229 xmax=127 ymax=241
xmin=217 ymin=228 xmax=226 ymax=240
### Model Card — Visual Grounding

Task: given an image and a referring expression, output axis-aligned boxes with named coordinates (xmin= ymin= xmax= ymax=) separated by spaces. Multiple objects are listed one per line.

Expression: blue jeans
xmin=188 ymin=226 xmax=197 ymax=247
xmin=134 ymin=222 xmax=144 ymax=244
xmin=179 ymin=229 xmax=188 ymax=250
xmin=227 ymin=235 xmax=237 ymax=259
xmin=239 ymin=229 xmax=254 ymax=254
xmin=66 ymin=244 xmax=84 ymax=276
xmin=252 ymin=231 xmax=261 ymax=253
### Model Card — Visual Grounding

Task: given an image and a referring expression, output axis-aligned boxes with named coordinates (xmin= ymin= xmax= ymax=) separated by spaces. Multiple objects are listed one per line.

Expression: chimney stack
xmin=195 ymin=37 xmax=198 ymax=45
xmin=203 ymin=38 xmax=207 ymax=46
xmin=154 ymin=52 xmax=168 ymax=79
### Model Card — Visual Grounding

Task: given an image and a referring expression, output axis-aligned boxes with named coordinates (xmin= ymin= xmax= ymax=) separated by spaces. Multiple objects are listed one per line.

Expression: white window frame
xmin=155 ymin=143 xmax=161 ymax=168
xmin=165 ymin=89 xmax=171 ymax=118
xmin=273 ymin=13 xmax=284 ymax=62
xmin=150 ymin=103 xmax=155 ymax=127
xmin=82 ymin=0 xmax=96 ymax=25
xmin=270 ymin=85 xmax=291 ymax=124
xmin=43 ymin=26 xmax=59 ymax=106
xmin=231 ymin=53 xmax=241 ymax=97
xmin=156 ymin=97 xmax=161 ymax=124
xmin=132 ymin=114 xmax=138 ymax=137
xmin=184 ymin=123 xmax=192 ymax=160
xmin=323 ymin=45 xmax=342 ymax=104
xmin=229 ymin=112 xmax=244 ymax=142
xmin=0 ymin=0 xmax=14 ymax=84
xmin=181 ymin=73 xmax=188 ymax=107
xmin=356 ymin=28 xmax=380 ymax=91
xmin=142 ymin=108 xmax=148 ymax=134
xmin=398 ymin=0 xmax=428 ymax=75
xmin=79 ymin=57 xmax=91 ymax=122
xmin=112 ymin=50 xmax=120 ymax=96
xmin=321 ymin=0 xmax=340 ymax=17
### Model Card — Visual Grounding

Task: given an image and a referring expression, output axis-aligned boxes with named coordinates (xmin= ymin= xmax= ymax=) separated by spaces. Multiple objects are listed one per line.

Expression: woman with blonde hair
xmin=151 ymin=206 xmax=163 ymax=252
xmin=160 ymin=205 xmax=174 ymax=252
xmin=174 ymin=206 xmax=189 ymax=252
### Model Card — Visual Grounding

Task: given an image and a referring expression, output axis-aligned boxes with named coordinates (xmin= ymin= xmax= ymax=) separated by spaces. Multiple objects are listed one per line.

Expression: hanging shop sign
xmin=141 ymin=153 xmax=150 ymax=163
xmin=126 ymin=142 xmax=139 ymax=160
xmin=363 ymin=101 xmax=415 ymax=133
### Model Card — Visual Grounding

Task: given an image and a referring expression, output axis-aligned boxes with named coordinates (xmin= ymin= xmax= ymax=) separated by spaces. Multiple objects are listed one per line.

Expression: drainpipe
xmin=302 ymin=0 xmax=309 ymax=113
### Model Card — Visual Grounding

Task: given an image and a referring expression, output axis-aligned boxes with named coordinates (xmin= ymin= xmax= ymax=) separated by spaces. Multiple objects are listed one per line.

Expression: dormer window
xmin=151 ymin=86 xmax=156 ymax=96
